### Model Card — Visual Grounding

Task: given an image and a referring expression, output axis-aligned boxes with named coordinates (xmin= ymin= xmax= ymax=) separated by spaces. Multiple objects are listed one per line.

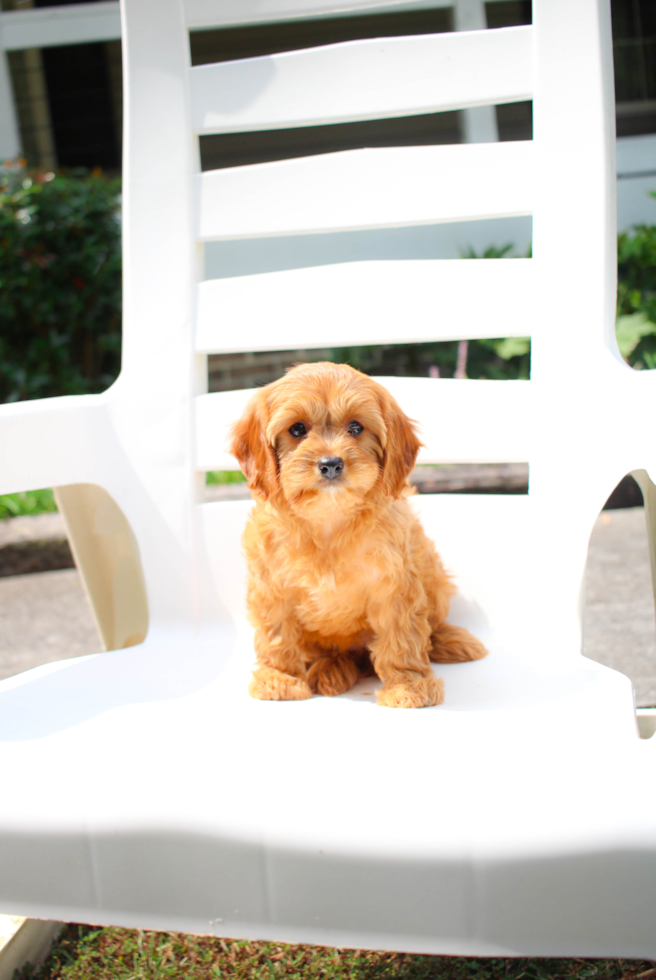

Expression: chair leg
xmin=631 ymin=469 xmax=656 ymax=631
xmin=54 ymin=484 xmax=149 ymax=652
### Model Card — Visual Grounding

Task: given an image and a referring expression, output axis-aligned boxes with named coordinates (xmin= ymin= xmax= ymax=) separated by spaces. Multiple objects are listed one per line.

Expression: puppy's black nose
xmin=318 ymin=456 xmax=344 ymax=480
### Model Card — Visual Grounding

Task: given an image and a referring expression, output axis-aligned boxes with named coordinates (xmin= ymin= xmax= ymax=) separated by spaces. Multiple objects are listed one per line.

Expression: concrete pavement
xmin=0 ymin=568 xmax=100 ymax=681
xmin=583 ymin=506 xmax=656 ymax=705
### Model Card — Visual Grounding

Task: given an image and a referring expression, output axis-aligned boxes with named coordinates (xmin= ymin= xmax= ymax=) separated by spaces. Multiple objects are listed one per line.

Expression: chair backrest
xmin=7 ymin=0 xmax=650 ymax=665
xmin=112 ymin=0 xmax=653 ymax=659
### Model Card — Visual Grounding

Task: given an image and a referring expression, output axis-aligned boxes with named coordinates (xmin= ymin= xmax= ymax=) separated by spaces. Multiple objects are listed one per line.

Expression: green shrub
xmin=616 ymin=214 xmax=656 ymax=369
xmin=0 ymin=162 xmax=121 ymax=402
xmin=331 ymin=335 xmax=531 ymax=382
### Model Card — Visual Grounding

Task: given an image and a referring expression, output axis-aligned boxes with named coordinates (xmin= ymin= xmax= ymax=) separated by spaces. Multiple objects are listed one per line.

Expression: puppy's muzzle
xmin=318 ymin=456 xmax=344 ymax=480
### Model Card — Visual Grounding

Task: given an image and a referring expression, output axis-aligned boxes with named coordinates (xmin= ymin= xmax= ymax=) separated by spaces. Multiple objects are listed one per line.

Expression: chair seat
xmin=0 ymin=498 xmax=653 ymax=958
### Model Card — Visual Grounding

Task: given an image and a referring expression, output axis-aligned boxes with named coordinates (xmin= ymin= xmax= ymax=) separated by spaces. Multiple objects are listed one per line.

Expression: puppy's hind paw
xmin=307 ymin=654 xmax=360 ymax=697
xmin=377 ymin=674 xmax=445 ymax=709
xmin=429 ymin=624 xmax=488 ymax=663
xmin=249 ymin=666 xmax=312 ymax=701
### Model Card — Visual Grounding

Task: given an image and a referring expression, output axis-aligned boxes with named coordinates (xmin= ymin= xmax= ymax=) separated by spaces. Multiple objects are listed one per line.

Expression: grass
xmin=206 ymin=471 xmax=246 ymax=485
xmin=14 ymin=927 xmax=656 ymax=980
xmin=0 ymin=488 xmax=57 ymax=520
xmin=0 ymin=475 xmax=244 ymax=521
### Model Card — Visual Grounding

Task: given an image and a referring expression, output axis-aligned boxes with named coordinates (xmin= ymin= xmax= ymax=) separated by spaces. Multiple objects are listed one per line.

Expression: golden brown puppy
xmin=230 ymin=362 xmax=487 ymax=708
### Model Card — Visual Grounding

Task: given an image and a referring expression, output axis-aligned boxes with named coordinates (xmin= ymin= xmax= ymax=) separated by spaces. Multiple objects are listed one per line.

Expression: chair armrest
xmin=0 ymin=395 xmax=109 ymax=495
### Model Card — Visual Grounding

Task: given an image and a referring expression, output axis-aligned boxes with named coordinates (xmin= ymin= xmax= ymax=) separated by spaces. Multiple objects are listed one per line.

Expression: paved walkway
xmin=583 ymin=507 xmax=656 ymax=705
xmin=0 ymin=569 xmax=100 ymax=681
xmin=0 ymin=507 xmax=654 ymax=703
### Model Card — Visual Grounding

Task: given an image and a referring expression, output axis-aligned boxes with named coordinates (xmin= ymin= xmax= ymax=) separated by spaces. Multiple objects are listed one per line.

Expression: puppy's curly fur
xmin=230 ymin=363 xmax=487 ymax=708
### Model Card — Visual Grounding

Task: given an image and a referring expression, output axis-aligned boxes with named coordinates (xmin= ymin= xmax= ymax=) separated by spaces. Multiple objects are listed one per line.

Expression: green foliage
xmin=332 ymin=335 xmax=530 ymax=384
xmin=491 ymin=337 xmax=531 ymax=360
xmin=0 ymin=488 xmax=56 ymax=519
xmin=465 ymin=336 xmax=531 ymax=380
xmin=206 ymin=470 xmax=247 ymax=485
xmin=0 ymin=162 xmax=121 ymax=402
xmin=615 ymin=312 xmax=656 ymax=365
xmin=15 ymin=924 xmax=656 ymax=980
xmin=459 ymin=243 xmax=515 ymax=259
xmin=616 ymin=218 xmax=656 ymax=369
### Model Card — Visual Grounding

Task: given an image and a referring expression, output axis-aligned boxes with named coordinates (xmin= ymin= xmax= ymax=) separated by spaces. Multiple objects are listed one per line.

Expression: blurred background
xmin=0 ymin=0 xmax=654 ymax=397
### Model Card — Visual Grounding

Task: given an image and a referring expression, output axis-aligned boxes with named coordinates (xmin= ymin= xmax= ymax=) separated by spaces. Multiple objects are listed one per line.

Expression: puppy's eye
xmin=289 ymin=422 xmax=307 ymax=438
xmin=347 ymin=421 xmax=364 ymax=436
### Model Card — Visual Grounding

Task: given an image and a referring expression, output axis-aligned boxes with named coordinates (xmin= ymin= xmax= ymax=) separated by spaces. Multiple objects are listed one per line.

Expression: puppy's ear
xmin=379 ymin=391 xmax=422 ymax=498
xmin=230 ymin=392 xmax=279 ymax=500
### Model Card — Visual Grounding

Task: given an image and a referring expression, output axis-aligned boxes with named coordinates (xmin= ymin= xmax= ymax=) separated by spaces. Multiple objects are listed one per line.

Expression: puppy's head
xmin=230 ymin=363 xmax=421 ymax=514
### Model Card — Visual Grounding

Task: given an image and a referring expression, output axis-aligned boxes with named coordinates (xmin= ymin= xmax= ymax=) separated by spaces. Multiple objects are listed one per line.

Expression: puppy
xmin=230 ymin=362 xmax=487 ymax=708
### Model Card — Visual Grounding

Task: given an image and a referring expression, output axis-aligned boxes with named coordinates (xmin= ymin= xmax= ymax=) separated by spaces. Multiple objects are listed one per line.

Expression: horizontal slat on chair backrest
xmin=196 ymin=141 xmax=533 ymax=240
xmin=195 ymin=258 xmax=534 ymax=352
xmin=185 ymin=0 xmax=452 ymax=30
xmin=190 ymin=27 xmax=532 ymax=135
xmin=195 ymin=377 xmax=532 ymax=471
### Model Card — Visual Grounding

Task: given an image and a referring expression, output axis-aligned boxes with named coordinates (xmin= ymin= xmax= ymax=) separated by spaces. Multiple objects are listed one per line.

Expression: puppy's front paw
xmin=249 ymin=666 xmax=312 ymax=701
xmin=307 ymin=655 xmax=360 ymax=697
xmin=377 ymin=673 xmax=445 ymax=709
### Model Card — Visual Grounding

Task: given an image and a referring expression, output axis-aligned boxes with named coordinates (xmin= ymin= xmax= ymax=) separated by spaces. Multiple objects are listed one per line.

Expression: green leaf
xmin=615 ymin=311 xmax=656 ymax=358
xmin=492 ymin=337 xmax=531 ymax=360
xmin=460 ymin=243 xmax=515 ymax=259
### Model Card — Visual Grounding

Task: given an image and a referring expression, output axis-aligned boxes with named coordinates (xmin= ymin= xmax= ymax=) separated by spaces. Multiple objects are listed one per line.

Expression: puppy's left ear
xmin=230 ymin=391 xmax=279 ymax=500
xmin=379 ymin=391 xmax=422 ymax=498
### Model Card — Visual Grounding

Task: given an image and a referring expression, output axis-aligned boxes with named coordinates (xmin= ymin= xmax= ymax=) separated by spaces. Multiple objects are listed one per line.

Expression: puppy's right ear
xmin=230 ymin=392 xmax=279 ymax=500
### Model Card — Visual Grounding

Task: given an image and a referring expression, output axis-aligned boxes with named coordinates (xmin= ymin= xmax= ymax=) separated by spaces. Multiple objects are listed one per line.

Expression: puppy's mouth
xmin=318 ymin=478 xmax=345 ymax=492
xmin=314 ymin=473 xmax=347 ymax=494
xmin=310 ymin=469 xmax=350 ymax=498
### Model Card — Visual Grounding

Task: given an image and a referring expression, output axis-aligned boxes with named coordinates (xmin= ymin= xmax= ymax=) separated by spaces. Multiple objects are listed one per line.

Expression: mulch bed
xmin=0 ymin=539 xmax=74 ymax=578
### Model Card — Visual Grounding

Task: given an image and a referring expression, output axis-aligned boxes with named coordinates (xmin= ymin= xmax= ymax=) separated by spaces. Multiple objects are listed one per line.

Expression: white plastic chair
xmin=1 ymin=0 xmax=656 ymax=958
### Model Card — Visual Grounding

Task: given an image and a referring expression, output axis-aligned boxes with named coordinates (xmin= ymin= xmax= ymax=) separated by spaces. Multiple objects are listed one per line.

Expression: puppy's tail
xmin=429 ymin=624 xmax=488 ymax=663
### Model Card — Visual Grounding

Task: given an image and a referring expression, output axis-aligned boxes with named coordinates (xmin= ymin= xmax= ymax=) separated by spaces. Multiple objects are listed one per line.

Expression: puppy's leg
xmin=307 ymin=653 xmax=360 ymax=697
xmin=249 ymin=616 xmax=313 ymax=702
xmin=429 ymin=623 xmax=488 ymax=663
xmin=249 ymin=665 xmax=312 ymax=701
xmin=368 ymin=584 xmax=444 ymax=709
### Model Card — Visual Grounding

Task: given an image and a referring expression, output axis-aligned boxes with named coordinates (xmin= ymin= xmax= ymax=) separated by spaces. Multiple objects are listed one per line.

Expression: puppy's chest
xmin=298 ymin=556 xmax=384 ymax=632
